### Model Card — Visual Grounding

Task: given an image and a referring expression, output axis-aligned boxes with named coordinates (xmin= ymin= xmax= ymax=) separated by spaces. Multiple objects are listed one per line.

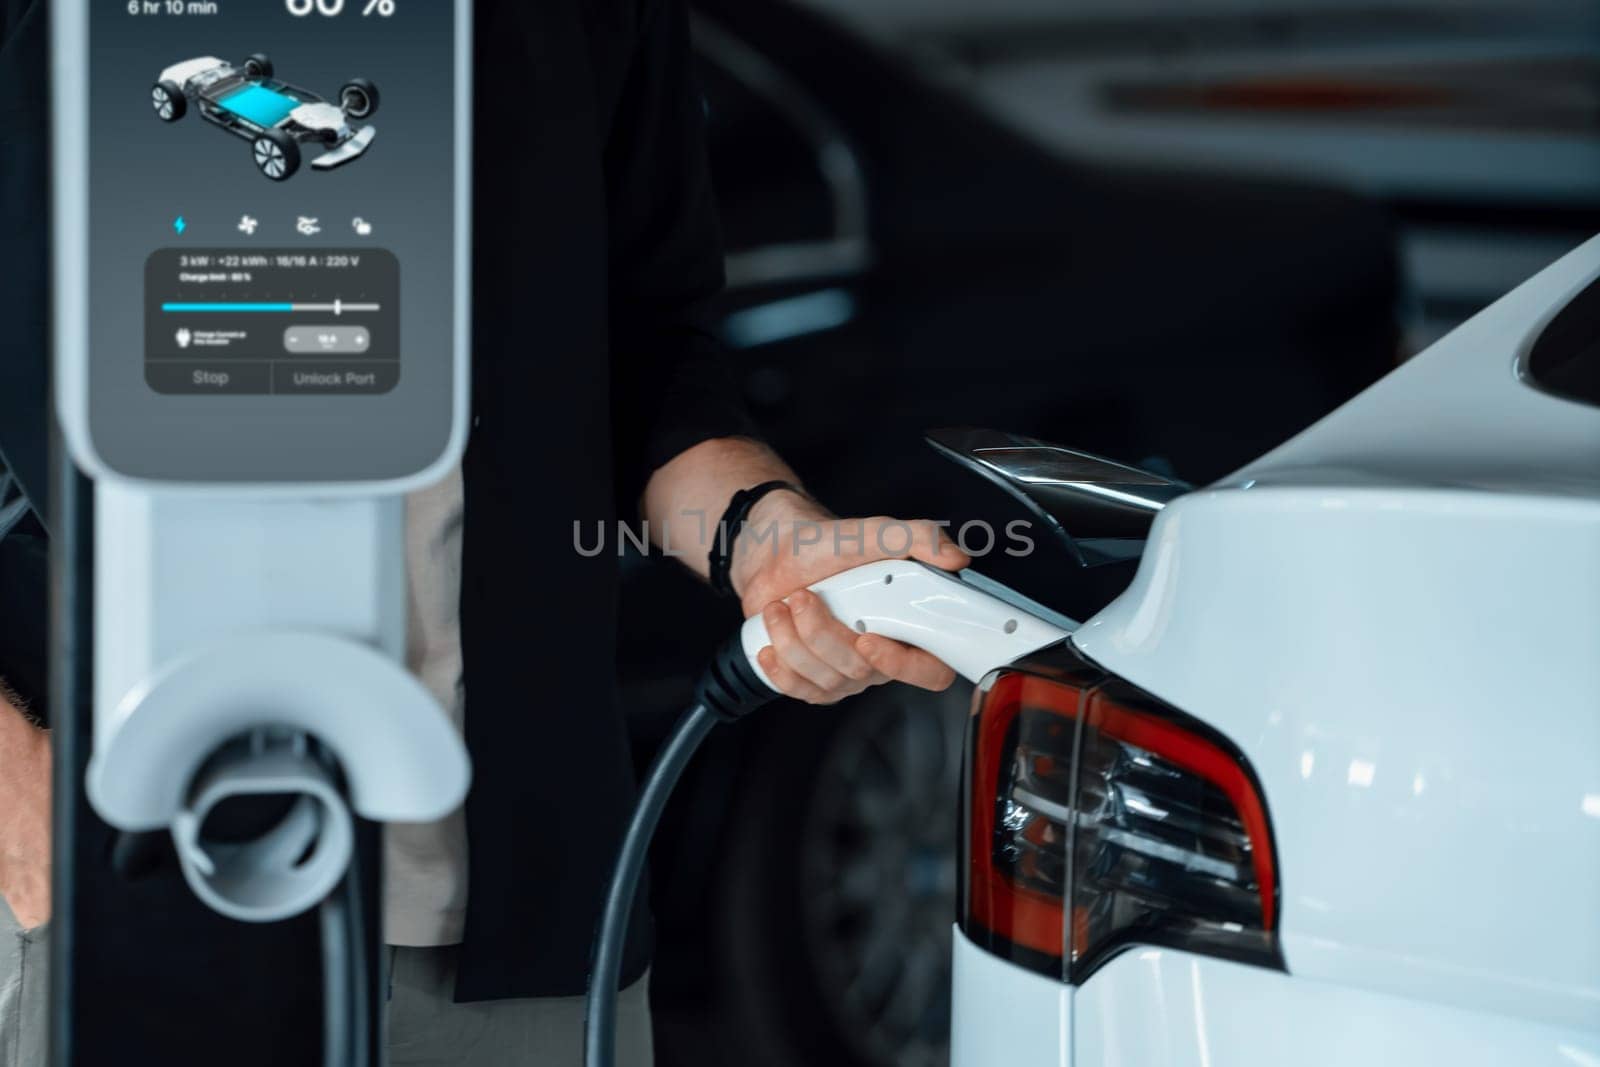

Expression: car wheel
xmin=243 ymin=53 xmax=273 ymax=79
xmin=151 ymin=81 xmax=185 ymax=123
xmin=339 ymin=78 xmax=380 ymax=120
xmin=713 ymin=682 xmax=968 ymax=1067
xmin=252 ymin=131 xmax=300 ymax=181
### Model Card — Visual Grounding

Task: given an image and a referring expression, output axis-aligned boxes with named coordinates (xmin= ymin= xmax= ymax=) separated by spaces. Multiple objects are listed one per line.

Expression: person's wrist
xmin=729 ymin=489 xmax=829 ymax=600
xmin=745 ymin=486 xmax=826 ymax=530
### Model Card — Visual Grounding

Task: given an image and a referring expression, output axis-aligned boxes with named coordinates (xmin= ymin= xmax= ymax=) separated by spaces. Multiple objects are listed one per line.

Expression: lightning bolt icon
xmin=173 ymin=216 xmax=187 ymax=235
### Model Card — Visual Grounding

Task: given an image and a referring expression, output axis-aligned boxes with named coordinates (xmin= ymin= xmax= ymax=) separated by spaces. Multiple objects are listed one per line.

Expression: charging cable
xmin=584 ymin=637 xmax=775 ymax=1067
xmin=584 ymin=560 xmax=1072 ymax=1067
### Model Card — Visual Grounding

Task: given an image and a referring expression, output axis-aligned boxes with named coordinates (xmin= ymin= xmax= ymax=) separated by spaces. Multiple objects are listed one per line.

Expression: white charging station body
xmin=52 ymin=0 xmax=475 ymax=922
xmin=86 ymin=490 xmax=471 ymax=920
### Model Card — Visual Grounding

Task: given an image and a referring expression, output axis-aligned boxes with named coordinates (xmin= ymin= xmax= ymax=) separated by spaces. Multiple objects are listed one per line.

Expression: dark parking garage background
xmin=623 ymin=2 xmax=1600 ymax=1065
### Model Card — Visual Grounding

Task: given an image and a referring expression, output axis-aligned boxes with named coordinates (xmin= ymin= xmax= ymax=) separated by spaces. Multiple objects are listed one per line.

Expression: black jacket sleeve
xmin=605 ymin=0 xmax=758 ymax=510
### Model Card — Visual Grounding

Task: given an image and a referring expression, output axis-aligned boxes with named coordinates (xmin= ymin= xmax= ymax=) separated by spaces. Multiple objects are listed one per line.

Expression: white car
xmin=946 ymin=234 xmax=1600 ymax=1065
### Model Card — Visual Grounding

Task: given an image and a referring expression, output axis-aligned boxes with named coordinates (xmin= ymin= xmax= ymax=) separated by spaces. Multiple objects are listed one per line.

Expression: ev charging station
xmin=50 ymin=0 xmax=471 ymax=1062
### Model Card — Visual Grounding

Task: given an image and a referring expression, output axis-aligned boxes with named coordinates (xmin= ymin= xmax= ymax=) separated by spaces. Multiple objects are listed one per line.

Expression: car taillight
xmin=961 ymin=646 xmax=1282 ymax=981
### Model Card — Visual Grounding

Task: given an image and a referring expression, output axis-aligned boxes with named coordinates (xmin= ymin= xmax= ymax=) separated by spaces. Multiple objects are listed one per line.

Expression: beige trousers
xmin=387 ymin=945 xmax=654 ymax=1067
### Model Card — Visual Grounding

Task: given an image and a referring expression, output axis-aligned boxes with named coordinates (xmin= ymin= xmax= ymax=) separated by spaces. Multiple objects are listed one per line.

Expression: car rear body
xmin=953 ymin=235 xmax=1600 ymax=1064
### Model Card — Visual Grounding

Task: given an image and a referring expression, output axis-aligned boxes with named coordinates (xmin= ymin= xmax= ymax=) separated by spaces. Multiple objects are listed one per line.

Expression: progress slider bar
xmin=161 ymin=300 xmax=381 ymax=315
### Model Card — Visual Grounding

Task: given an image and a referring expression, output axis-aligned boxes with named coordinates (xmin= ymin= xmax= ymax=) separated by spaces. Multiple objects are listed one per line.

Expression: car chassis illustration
xmin=151 ymin=54 xmax=378 ymax=181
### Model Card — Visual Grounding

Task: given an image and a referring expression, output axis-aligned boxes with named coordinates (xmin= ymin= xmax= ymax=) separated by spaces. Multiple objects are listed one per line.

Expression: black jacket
xmin=458 ymin=0 xmax=753 ymax=1000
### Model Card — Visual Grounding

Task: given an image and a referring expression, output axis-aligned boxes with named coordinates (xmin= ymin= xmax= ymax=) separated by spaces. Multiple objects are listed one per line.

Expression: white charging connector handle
xmin=739 ymin=560 xmax=1071 ymax=687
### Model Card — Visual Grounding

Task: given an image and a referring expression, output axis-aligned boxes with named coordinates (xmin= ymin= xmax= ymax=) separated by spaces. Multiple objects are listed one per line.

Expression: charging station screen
xmin=80 ymin=0 xmax=461 ymax=482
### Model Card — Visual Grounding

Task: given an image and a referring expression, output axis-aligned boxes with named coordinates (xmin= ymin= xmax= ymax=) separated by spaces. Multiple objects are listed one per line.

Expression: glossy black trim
xmin=999 ymin=637 xmax=1106 ymax=684
xmin=1522 ymin=273 xmax=1600 ymax=409
xmin=926 ymin=428 xmax=1187 ymax=568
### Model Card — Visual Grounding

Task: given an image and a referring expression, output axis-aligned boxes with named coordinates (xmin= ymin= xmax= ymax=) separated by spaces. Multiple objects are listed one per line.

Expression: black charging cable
xmin=584 ymin=637 xmax=777 ymax=1067
xmin=314 ymin=742 xmax=370 ymax=1067
xmin=319 ymin=859 xmax=370 ymax=1067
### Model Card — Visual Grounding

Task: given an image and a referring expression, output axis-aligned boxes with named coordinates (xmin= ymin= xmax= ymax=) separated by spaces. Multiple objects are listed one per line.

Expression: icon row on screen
xmin=170 ymin=215 xmax=375 ymax=237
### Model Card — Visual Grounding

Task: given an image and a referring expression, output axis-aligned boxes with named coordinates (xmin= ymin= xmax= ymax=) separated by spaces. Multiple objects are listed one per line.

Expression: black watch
xmin=708 ymin=480 xmax=804 ymax=598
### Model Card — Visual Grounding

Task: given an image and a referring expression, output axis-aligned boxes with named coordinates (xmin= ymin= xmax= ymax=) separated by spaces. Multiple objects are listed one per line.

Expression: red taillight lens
xmin=961 ymin=649 xmax=1282 ymax=981
xmin=966 ymin=670 xmax=1082 ymax=965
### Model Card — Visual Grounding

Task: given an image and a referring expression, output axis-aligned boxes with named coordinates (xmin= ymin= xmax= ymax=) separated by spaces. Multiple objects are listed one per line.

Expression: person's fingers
xmin=903 ymin=519 xmax=969 ymax=571
xmin=757 ymin=646 xmax=831 ymax=705
xmin=788 ymin=589 xmax=879 ymax=683
xmin=855 ymin=634 xmax=959 ymax=692
xmin=863 ymin=518 xmax=970 ymax=571
xmin=764 ymin=601 xmax=850 ymax=691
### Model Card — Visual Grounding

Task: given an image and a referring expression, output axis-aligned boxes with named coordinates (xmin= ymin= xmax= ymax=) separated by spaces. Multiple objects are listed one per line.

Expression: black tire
xmin=339 ymin=78 xmax=380 ymax=120
xmin=243 ymin=53 xmax=273 ymax=79
xmin=252 ymin=130 xmax=300 ymax=181
xmin=705 ymin=683 xmax=969 ymax=1067
xmin=151 ymin=80 xmax=186 ymax=123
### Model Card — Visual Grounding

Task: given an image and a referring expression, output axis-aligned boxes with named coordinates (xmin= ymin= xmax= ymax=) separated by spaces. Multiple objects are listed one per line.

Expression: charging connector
xmin=694 ymin=633 xmax=781 ymax=722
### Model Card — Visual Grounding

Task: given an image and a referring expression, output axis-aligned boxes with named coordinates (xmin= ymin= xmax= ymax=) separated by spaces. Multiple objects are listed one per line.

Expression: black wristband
xmin=708 ymin=480 xmax=803 ymax=598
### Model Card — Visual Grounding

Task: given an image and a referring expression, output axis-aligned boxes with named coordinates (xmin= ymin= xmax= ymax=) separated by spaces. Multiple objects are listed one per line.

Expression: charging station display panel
xmin=61 ymin=0 xmax=467 ymax=484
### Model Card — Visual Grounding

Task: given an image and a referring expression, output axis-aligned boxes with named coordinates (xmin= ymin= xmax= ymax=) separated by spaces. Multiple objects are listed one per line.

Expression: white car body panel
xmin=952 ymin=927 xmax=1068 ymax=1067
xmin=1075 ymin=945 xmax=1600 ymax=1067
xmin=956 ymin=236 xmax=1600 ymax=1062
xmin=158 ymin=56 xmax=225 ymax=87
xmin=1226 ymin=233 xmax=1600 ymax=496
xmin=1073 ymin=482 xmax=1600 ymax=1028
xmin=954 ymin=927 xmax=1600 ymax=1067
